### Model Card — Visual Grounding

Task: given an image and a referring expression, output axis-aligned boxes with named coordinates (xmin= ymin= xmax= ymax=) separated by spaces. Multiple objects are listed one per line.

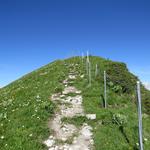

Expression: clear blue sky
xmin=0 ymin=0 xmax=150 ymax=87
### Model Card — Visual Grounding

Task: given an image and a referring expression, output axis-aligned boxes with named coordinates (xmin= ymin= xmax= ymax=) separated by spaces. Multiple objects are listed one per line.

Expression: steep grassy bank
xmin=65 ymin=56 xmax=150 ymax=150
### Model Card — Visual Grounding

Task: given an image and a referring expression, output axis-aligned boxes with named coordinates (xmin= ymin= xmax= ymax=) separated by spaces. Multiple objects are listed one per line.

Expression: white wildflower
xmin=36 ymin=95 xmax=40 ymax=99
xmin=136 ymin=143 xmax=139 ymax=146
xmin=1 ymin=136 xmax=4 ymax=139
xmin=3 ymin=113 xmax=7 ymax=119
xmin=37 ymin=116 xmax=40 ymax=119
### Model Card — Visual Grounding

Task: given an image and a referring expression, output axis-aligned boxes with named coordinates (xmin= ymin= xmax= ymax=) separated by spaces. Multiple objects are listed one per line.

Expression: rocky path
xmin=44 ymin=64 xmax=95 ymax=150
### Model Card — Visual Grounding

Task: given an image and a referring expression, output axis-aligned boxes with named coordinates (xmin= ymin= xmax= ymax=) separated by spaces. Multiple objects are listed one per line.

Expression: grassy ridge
xmin=0 ymin=56 xmax=150 ymax=150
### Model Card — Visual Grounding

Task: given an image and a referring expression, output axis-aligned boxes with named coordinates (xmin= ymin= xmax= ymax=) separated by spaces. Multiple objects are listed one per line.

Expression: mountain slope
xmin=0 ymin=60 xmax=68 ymax=150
xmin=0 ymin=56 xmax=150 ymax=150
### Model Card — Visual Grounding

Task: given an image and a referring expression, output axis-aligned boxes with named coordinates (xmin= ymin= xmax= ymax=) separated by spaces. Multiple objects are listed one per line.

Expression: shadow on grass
xmin=119 ymin=126 xmax=130 ymax=144
xmin=119 ymin=126 xmax=138 ymax=150
xmin=100 ymin=94 xmax=105 ymax=108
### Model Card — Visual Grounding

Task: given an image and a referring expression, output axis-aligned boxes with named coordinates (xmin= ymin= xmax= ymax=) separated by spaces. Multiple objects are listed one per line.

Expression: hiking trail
xmin=44 ymin=63 xmax=95 ymax=150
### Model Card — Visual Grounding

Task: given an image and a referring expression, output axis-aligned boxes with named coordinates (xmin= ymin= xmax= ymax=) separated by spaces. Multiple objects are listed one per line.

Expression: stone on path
xmin=86 ymin=114 xmax=96 ymax=120
xmin=62 ymin=86 xmax=81 ymax=95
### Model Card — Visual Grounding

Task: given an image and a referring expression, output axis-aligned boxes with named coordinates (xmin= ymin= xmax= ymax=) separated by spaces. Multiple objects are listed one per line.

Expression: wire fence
xmin=81 ymin=52 xmax=143 ymax=150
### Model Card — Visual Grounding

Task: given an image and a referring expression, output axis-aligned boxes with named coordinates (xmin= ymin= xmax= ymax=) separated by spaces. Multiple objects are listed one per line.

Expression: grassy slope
xmin=65 ymin=56 xmax=150 ymax=150
xmin=0 ymin=60 xmax=68 ymax=150
xmin=0 ymin=56 xmax=150 ymax=150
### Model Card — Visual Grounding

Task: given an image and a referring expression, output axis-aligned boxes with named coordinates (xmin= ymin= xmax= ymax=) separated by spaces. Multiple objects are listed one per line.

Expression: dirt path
xmin=44 ymin=64 xmax=94 ymax=150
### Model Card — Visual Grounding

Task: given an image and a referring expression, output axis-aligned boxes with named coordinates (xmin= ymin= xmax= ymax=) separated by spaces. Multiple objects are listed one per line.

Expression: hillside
xmin=0 ymin=56 xmax=150 ymax=150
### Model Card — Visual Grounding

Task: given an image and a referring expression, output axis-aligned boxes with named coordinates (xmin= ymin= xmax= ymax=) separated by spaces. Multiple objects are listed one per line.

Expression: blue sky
xmin=0 ymin=0 xmax=150 ymax=87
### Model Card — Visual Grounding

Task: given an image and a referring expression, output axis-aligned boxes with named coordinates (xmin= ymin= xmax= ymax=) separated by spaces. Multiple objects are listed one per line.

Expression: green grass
xmin=0 ymin=60 xmax=68 ymax=150
xmin=66 ymin=56 xmax=150 ymax=150
xmin=0 ymin=56 xmax=150 ymax=150
xmin=61 ymin=116 xmax=89 ymax=128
